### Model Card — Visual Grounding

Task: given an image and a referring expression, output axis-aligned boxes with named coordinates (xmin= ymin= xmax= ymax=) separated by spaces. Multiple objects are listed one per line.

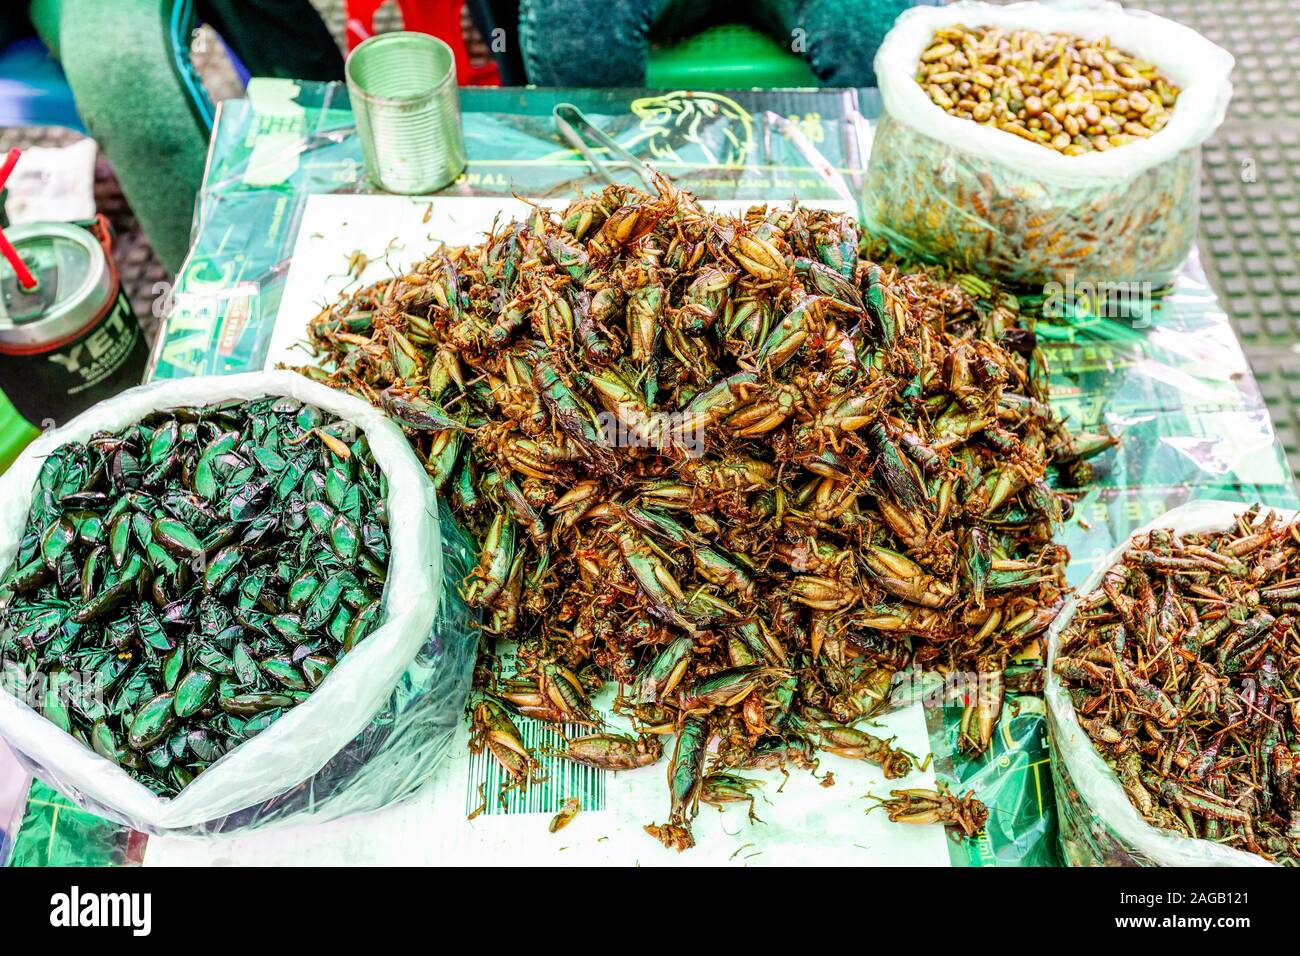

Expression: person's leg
xmin=199 ymin=0 xmax=344 ymax=81
xmin=518 ymin=0 xmax=656 ymax=86
xmin=45 ymin=0 xmax=210 ymax=271
xmin=470 ymin=0 xmax=526 ymax=84
xmin=754 ymin=0 xmax=916 ymax=87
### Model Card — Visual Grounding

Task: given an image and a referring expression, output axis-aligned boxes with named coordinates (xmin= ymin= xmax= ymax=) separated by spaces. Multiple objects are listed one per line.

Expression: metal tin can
xmin=0 ymin=217 xmax=149 ymax=428
xmin=346 ymin=31 xmax=467 ymax=194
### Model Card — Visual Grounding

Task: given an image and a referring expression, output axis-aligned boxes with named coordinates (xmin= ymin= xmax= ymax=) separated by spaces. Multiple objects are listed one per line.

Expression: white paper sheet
xmin=4 ymin=139 xmax=98 ymax=225
xmin=146 ymin=192 xmax=950 ymax=866
xmin=146 ymin=699 xmax=946 ymax=866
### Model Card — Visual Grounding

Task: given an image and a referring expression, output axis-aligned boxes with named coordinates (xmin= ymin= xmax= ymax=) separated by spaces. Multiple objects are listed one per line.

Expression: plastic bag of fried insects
xmin=864 ymin=1 xmax=1233 ymax=287
xmin=295 ymin=177 xmax=1119 ymax=852
xmin=1046 ymin=499 xmax=1295 ymax=867
xmin=0 ymin=370 xmax=475 ymax=835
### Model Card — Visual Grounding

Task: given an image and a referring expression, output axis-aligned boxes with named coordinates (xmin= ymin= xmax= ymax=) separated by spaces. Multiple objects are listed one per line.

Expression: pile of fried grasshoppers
xmin=0 ymin=397 xmax=390 ymax=797
xmin=299 ymin=178 xmax=1114 ymax=849
xmin=1056 ymin=507 xmax=1300 ymax=864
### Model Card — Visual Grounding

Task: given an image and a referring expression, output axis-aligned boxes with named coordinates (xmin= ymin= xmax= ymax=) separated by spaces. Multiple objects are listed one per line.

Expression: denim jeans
xmin=517 ymin=0 xmax=932 ymax=88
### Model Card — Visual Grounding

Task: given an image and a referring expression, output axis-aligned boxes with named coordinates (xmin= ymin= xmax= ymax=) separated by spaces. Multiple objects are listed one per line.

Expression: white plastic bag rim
xmin=1045 ymin=499 xmax=1285 ymax=867
xmin=0 ymin=370 xmax=443 ymax=830
xmin=874 ymin=0 xmax=1235 ymax=187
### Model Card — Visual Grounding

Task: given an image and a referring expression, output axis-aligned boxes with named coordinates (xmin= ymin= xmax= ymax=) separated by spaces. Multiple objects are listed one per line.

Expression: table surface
xmin=5 ymin=83 xmax=1298 ymax=866
xmin=1119 ymin=0 xmax=1300 ymax=482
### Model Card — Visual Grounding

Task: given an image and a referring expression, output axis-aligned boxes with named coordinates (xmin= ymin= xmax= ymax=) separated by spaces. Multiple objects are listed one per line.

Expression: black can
xmin=0 ymin=216 xmax=149 ymax=429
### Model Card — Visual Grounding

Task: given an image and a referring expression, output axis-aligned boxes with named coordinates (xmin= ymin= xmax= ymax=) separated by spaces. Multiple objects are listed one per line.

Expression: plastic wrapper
xmin=7 ymin=780 xmax=145 ymax=866
xmin=1045 ymin=499 xmax=1288 ymax=867
xmin=0 ymin=741 xmax=28 ymax=865
xmin=863 ymin=0 xmax=1233 ymax=286
xmin=0 ymin=371 xmax=476 ymax=835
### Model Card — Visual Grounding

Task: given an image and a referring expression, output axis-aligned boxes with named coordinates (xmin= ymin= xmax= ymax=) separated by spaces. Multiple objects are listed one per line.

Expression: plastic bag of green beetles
xmin=0 ymin=371 xmax=476 ymax=835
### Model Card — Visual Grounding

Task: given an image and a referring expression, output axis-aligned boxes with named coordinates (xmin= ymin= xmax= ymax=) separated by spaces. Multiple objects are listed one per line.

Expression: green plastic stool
xmin=0 ymin=391 xmax=39 ymax=474
xmin=647 ymin=23 xmax=817 ymax=89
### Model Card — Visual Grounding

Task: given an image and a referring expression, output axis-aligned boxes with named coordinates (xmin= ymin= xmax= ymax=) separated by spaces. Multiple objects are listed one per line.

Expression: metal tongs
xmin=553 ymin=103 xmax=658 ymax=189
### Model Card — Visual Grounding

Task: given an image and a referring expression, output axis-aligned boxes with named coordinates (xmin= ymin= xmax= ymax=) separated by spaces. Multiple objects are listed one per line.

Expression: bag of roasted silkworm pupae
xmin=1045 ymin=499 xmax=1293 ymax=867
xmin=0 ymin=370 xmax=476 ymax=835
xmin=865 ymin=1 xmax=1233 ymax=287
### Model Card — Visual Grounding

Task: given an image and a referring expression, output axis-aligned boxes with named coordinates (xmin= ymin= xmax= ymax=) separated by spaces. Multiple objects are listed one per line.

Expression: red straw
xmin=0 ymin=148 xmax=19 ymax=187
xmin=0 ymin=148 xmax=37 ymax=290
